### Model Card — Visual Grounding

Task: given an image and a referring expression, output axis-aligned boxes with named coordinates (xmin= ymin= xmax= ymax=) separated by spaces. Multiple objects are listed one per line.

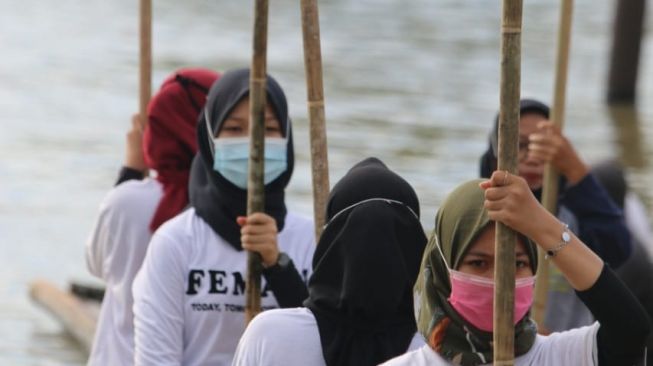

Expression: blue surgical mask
xmin=211 ymin=136 xmax=288 ymax=189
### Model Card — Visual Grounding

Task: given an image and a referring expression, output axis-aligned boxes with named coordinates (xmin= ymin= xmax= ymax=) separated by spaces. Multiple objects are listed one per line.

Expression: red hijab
xmin=143 ymin=68 xmax=220 ymax=232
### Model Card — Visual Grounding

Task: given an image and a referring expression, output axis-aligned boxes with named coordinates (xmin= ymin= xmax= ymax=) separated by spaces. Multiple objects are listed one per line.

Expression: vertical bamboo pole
xmin=494 ymin=0 xmax=523 ymax=364
xmin=245 ymin=0 xmax=269 ymax=324
xmin=607 ymin=0 xmax=646 ymax=104
xmin=139 ymin=0 xmax=152 ymax=128
xmin=138 ymin=0 xmax=152 ymax=177
xmin=533 ymin=0 xmax=574 ymax=327
xmin=300 ymin=0 xmax=330 ymax=240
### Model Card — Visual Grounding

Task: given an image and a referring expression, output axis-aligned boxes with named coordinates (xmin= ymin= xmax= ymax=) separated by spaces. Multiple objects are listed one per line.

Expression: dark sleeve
xmin=263 ymin=259 xmax=309 ymax=308
xmin=115 ymin=166 xmax=145 ymax=186
xmin=559 ymin=174 xmax=632 ymax=267
xmin=576 ymin=265 xmax=650 ymax=366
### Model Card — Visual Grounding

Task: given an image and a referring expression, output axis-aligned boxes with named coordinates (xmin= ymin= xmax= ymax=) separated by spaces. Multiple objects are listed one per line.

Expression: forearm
xmin=115 ymin=166 xmax=145 ymax=186
xmin=557 ymin=152 xmax=589 ymax=186
xmin=263 ymin=259 xmax=308 ymax=308
xmin=576 ymin=265 xmax=651 ymax=365
xmin=530 ymin=211 xmax=603 ymax=291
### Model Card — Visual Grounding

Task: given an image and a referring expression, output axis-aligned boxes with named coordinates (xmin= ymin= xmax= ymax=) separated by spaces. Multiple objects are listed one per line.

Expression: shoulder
xmin=146 ymin=209 xmax=199 ymax=258
xmin=380 ymin=345 xmax=449 ymax=366
xmin=152 ymin=208 xmax=207 ymax=242
xmin=234 ymin=308 xmax=323 ymax=366
xmin=100 ymin=178 xmax=163 ymax=214
xmin=524 ymin=323 xmax=599 ymax=365
xmin=540 ymin=322 xmax=599 ymax=345
xmin=248 ymin=307 xmax=317 ymax=332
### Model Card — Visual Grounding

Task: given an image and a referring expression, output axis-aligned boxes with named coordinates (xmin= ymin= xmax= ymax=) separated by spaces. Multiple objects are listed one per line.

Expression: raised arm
xmin=527 ymin=121 xmax=631 ymax=266
xmin=482 ymin=171 xmax=650 ymax=365
xmin=116 ymin=114 xmax=147 ymax=186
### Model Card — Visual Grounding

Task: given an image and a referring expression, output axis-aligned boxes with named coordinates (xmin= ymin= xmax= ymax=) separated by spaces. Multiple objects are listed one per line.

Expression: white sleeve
xmin=530 ymin=323 xmax=600 ymax=366
xmin=133 ymin=231 xmax=187 ymax=366
xmin=85 ymin=194 xmax=116 ymax=279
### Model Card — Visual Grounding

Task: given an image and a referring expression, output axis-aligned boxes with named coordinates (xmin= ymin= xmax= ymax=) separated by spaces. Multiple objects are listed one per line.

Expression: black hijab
xmin=478 ymin=98 xmax=563 ymax=200
xmin=189 ymin=68 xmax=294 ymax=250
xmin=304 ymin=157 xmax=427 ymax=366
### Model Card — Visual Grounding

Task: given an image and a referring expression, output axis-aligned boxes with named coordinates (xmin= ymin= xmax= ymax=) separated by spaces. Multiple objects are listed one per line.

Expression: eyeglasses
xmin=518 ymin=139 xmax=529 ymax=161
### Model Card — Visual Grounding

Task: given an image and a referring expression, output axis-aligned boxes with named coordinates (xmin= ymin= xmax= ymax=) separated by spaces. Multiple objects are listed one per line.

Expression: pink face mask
xmin=448 ymin=269 xmax=535 ymax=332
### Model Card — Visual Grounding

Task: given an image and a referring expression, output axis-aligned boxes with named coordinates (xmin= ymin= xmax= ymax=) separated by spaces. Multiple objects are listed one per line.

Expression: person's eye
xmin=516 ymin=260 xmax=529 ymax=269
xmin=467 ymin=260 xmax=486 ymax=268
xmin=223 ymin=126 xmax=243 ymax=132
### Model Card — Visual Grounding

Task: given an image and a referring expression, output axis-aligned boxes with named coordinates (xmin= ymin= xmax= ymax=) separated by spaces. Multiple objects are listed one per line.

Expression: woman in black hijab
xmin=232 ymin=157 xmax=428 ymax=366
xmin=132 ymin=68 xmax=316 ymax=366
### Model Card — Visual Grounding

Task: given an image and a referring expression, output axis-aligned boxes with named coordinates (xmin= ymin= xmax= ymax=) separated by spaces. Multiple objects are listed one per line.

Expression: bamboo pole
xmin=494 ymin=0 xmax=523 ymax=364
xmin=532 ymin=0 xmax=574 ymax=327
xmin=139 ymin=0 xmax=152 ymax=127
xmin=245 ymin=0 xmax=269 ymax=325
xmin=300 ymin=0 xmax=330 ymax=240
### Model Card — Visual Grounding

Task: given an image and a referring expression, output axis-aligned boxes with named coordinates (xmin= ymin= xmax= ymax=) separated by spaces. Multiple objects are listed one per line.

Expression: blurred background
xmin=0 ymin=0 xmax=651 ymax=364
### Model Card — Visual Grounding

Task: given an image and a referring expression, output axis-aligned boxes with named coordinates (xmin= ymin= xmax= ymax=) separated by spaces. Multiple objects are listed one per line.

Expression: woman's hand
xmin=479 ymin=170 xmax=553 ymax=240
xmin=481 ymin=170 xmax=603 ymax=291
xmin=527 ymin=121 xmax=589 ymax=184
xmin=125 ymin=114 xmax=147 ymax=172
xmin=237 ymin=213 xmax=280 ymax=267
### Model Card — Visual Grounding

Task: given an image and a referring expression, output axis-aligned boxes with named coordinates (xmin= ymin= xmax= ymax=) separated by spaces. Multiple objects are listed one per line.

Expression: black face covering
xmin=304 ymin=157 xmax=427 ymax=366
xmin=189 ymin=68 xmax=294 ymax=251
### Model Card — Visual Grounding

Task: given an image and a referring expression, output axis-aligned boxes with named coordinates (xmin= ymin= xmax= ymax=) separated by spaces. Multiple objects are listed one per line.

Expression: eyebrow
xmin=226 ymin=116 xmax=279 ymax=122
xmin=465 ymin=251 xmax=492 ymax=258
xmin=464 ymin=251 xmax=529 ymax=258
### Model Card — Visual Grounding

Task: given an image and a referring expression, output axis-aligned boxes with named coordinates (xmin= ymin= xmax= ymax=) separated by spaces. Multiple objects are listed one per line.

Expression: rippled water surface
xmin=1 ymin=0 xmax=651 ymax=363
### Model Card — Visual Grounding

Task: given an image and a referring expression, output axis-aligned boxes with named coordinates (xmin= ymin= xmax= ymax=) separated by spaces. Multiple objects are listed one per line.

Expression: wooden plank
xmin=29 ymin=280 xmax=98 ymax=354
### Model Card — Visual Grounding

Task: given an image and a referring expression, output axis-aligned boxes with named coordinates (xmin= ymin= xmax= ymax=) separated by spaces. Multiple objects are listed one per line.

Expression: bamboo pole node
xmin=307 ymin=100 xmax=325 ymax=107
xmin=501 ymin=26 xmax=522 ymax=34
xmin=495 ymin=361 xmax=517 ymax=366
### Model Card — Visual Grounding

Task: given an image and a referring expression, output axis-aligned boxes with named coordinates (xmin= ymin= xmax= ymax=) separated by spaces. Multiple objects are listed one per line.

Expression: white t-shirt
xmin=231 ymin=307 xmax=426 ymax=366
xmin=381 ymin=323 xmax=600 ymax=366
xmin=85 ymin=178 xmax=163 ymax=366
xmin=133 ymin=209 xmax=315 ymax=366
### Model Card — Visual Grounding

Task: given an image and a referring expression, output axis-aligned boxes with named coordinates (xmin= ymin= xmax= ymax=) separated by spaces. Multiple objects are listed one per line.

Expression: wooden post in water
xmin=245 ymin=0 xmax=269 ymax=324
xmin=533 ymin=0 xmax=574 ymax=327
xmin=607 ymin=0 xmax=647 ymax=104
xmin=139 ymin=0 xmax=152 ymax=127
xmin=300 ymin=0 xmax=330 ymax=240
xmin=494 ymin=0 xmax=523 ymax=364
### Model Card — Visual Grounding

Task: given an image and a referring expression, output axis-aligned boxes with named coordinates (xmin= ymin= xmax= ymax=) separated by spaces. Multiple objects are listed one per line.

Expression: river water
xmin=1 ymin=0 xmax=651 ymax=364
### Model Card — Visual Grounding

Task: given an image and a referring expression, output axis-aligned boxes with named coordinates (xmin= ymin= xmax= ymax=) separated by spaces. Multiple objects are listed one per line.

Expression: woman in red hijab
xmin=85 ymin=68 xmax=219 ymax=366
